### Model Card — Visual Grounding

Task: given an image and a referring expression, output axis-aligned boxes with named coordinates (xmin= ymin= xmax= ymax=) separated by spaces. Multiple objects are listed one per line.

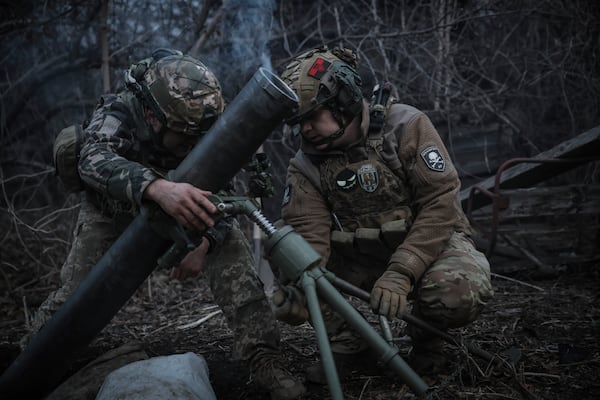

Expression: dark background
xmin=1 ymin=1 xmax=599 ymax=399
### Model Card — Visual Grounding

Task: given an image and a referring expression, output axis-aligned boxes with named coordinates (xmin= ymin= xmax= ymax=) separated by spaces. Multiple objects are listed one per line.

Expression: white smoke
xmin=219 ymin=0 xmax=275 ymax=97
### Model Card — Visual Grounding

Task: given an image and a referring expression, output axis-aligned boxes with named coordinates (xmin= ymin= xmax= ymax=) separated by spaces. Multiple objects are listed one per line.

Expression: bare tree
xmin=0 ymin=0 xmax=598 ymax=290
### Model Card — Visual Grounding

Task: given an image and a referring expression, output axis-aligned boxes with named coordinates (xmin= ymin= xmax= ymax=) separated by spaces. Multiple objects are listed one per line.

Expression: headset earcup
xmin=131 ymin=62 xmax=149 ymax=82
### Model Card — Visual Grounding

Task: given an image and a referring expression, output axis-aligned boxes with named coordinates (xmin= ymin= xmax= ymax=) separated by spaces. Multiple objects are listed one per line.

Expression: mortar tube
xmin=0 ymin=67 xmax=298 ymax=399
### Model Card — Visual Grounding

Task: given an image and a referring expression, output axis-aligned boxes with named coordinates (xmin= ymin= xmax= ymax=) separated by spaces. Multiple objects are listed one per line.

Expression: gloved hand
xmin=370 ymin=270 xmax=412 ymax=320
xmin=271 ymin=285 xmax=309 ymax=326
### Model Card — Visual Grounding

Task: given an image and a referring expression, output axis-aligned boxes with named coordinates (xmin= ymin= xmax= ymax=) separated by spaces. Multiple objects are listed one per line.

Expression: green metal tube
xmin=264 ymin=225 xmax=321 ymax=282
xmin=301 ymin=273 xmax=344 ymax=400
xmin=315 ymin=272 xmax=429 ymax=395
xmin=327 ymin=274 xmax=497 ymax=364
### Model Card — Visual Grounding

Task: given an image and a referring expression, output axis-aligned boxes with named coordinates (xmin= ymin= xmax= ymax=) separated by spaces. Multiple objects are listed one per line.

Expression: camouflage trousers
xmin=28 ymin=196 xmax=281 ymax=362
xmin=322 ymin=231 xmax=494 ymax=353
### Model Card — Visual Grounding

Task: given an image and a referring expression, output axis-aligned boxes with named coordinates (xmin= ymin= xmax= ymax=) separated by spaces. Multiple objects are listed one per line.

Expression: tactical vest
xmin=294 ymin=99 xmax=422 ymax=262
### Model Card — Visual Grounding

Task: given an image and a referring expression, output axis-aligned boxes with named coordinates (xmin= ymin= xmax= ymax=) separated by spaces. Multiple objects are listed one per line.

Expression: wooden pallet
xmin=459 ymin=125 xmax=600 ymax=271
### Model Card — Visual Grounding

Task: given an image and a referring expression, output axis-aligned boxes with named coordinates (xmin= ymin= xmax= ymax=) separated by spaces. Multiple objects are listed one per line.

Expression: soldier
xmin=275 ymin=46 xmax=494 ymax=382
xmin=23 ymin=49 xmax=305 ymax=400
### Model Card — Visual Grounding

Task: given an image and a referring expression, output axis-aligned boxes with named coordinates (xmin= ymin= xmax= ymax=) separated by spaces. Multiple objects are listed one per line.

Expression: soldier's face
xmin=300 ymin=108 xmax=340 ymax=150
xmin=161 ymin=130 xmax=199 ymax=158
xmin=300 ymin=108 xmax=358 ymax=150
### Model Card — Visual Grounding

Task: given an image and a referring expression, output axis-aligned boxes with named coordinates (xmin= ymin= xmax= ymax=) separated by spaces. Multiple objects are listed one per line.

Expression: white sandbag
xmin=96 ymin=352 xmax=216 ymax=400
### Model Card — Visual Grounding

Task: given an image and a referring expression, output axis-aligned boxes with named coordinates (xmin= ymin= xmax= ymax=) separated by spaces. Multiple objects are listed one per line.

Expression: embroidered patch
xmin=420 ymin=146 xmax=445 ymax=172
xmin=335 ymin=169 xmax=357 ymax=191
xmin=307 ymin=58 xmax=331 ymax=79
xmin=282 ymin=184 xmax=291 ymax=207
xmin=357 ymin=163 xmax=379 ymax=192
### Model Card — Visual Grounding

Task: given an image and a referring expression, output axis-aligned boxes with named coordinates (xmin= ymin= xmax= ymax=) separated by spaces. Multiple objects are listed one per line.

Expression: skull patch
xmin=420 ymin=146 xmax=445 ymax=172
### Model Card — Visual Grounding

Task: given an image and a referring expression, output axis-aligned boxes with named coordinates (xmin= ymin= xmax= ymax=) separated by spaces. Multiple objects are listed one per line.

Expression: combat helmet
xmin=281 ymin=46 xmax=363 ymax=128
xmin=125 ymin=48 xmax=224 ymax=136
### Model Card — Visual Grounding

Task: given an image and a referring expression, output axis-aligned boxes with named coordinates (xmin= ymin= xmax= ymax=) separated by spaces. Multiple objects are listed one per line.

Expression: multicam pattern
xmin=144 ymin=55 xmax=224 ymax=135
xmin=282 ymin=100 xmax=494 ymax=353
xmin=415 ymin=232 xmax=493 ymax=327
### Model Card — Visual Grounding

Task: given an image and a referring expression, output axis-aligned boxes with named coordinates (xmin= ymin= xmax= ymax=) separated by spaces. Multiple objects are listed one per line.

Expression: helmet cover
xmin=143 ymin=55 xmax=225 ymax=135
xmin=281 ymin=47 xmax=362 ymax=124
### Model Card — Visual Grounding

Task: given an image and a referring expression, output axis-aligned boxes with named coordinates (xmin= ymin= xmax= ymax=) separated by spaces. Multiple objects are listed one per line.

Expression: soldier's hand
xmin=144 ymin=179 xmax=217 ymax=230
xmin=171 ymin=237 xmax=210 ymax=280
xmin=272 ymin=285 xmax=309 ymax=326
xmin=371 ymin=270 xmax=412 ymax=320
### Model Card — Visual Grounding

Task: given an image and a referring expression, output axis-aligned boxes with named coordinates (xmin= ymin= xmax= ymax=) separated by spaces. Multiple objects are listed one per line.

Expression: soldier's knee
xmin=415 ymin=270 xmax=493 ymax=328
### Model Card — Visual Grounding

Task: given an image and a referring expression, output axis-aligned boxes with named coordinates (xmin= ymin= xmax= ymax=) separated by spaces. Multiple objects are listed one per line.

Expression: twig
xmin=13 ymin=269 xmax=59 ymax=291
xmin=147 ymin=278 xmax=152 ymax=302
xmin=177 ymin=310 xmax=222 ymax=330
xmin=22 ymin=295 xmax=30 ymax=329
xmin=458 ymin=392 xmax=519 ymax=399
xmin=522 ymin=372 xmax=561 ymax=379
xmin=557 ymin=358 xmax=600 ymax=367
xmin=285 ymin=341 xmax=308 ymax=356
xmin=491 ymin=272 xmax=545 ymax=292
xmin=358 ymin=377 xmax=371 ymax=400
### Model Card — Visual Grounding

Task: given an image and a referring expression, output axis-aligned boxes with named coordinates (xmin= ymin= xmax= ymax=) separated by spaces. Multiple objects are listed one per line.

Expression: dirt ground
xmin=1 ymin=207 xmax=599 ymax=399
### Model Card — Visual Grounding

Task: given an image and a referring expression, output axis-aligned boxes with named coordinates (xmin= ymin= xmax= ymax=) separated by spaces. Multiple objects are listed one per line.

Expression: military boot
xmin=250 ymin=354 xmax=306 ymax=400
xmin=305 ymin=349 xmax=381 ymax=385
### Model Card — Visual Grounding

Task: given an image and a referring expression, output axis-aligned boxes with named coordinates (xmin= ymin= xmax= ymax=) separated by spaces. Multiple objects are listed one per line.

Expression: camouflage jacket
xmin=281 ymin=100 xmax=472 ymax=283
xmin=78 ymin=90 xmax=231 ymax=248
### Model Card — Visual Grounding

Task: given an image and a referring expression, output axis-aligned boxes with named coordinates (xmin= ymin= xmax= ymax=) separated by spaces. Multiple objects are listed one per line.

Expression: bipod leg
xmin=300 ymin=269 xmax=344 ymax=400
xmin=307 ymin=267 xmax=429 ymax=396
xmin=327 ymin=273 xmax=498 ymax=364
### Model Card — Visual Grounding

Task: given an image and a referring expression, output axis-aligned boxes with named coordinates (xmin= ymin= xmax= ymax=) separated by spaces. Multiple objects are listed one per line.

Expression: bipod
xmin=328 ymin=274 xmax=498 ymax=365
xmin=211 ymin=195 xmax=429 ymax=399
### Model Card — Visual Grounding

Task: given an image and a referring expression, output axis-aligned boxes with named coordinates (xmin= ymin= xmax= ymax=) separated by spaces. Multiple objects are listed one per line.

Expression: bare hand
xmin=171 ymin=237 xmax=210 ymax=280
xmin=144 ymin=179 xmax=217 ymax=230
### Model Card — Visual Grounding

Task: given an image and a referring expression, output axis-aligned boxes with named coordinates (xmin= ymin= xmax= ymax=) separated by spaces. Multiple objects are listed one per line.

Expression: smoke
xmin=218 ymin=0 xmax=275 ymax=98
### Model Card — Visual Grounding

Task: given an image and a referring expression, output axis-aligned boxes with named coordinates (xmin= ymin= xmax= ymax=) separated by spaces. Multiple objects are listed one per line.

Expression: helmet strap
xmin=309 ymin=126 xmax=345 ymax=149
xmin=308 ymin=108 xmax=348 ymax=148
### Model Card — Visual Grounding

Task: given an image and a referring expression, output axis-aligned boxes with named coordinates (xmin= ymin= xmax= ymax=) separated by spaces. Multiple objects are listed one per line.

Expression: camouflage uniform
xmin=31 ymin=68 xmax=281 ymax=365
xmin=281 ymin=77 xmax=494 ymax=355
xmin=29 ymin=52 xmax=306 ymax=399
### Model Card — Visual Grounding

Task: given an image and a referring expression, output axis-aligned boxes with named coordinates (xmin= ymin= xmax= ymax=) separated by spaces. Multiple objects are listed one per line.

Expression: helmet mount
xmin=282 ymin=47 xmax=363 ymax=131
xmin=125 ymin=48 xmax=183 ymax=126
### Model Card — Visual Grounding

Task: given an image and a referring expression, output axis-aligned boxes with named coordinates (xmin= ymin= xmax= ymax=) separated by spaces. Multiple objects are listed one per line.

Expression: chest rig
xmin=317 ymin=83 xmax=415 ymax=261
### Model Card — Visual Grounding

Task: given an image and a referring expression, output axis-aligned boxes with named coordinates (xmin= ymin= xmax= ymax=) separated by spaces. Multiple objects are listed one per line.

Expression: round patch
xmin=335 ymin=168 xmax=357 ymax=191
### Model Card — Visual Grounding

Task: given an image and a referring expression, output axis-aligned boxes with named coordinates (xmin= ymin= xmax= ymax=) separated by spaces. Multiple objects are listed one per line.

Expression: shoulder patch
xmin=98 ymin=114 xmax=123 ymax=136
xmin=420 ymin=146 xmax=445 ymax=172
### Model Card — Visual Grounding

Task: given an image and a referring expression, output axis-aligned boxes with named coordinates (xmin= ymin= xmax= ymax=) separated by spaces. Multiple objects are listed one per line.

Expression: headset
xmin=124 ymin=48 xmax=183 ymax=125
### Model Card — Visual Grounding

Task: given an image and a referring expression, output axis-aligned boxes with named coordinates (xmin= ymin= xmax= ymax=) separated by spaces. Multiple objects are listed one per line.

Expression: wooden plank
xmin=469 ymin=184 xmax=600 ymax=219
xmin=468 ymin=183 xmax=600 ymax=265
xmin=460 ymin=125 xmax=600 ymax=211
